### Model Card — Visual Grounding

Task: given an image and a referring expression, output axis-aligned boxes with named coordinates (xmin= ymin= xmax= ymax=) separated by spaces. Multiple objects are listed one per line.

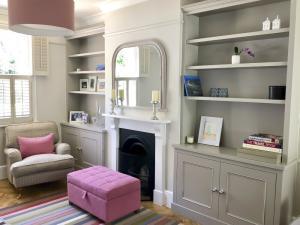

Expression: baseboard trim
xmin=0 ymin=165 xmax=7 ymax=180
xmin=165 ymin=190 xmax=173 ymax=208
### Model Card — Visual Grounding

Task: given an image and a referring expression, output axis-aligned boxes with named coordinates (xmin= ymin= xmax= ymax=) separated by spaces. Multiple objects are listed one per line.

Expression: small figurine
xmin=262 ymin=17 xmax=271 ymax=31
xmin=272 ymin=15 xmax=281 ymax=30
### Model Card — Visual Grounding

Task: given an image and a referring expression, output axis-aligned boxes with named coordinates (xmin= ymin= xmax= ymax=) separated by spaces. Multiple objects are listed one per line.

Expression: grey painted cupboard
xmin=172 ymin=145 xmax=297 ymax=225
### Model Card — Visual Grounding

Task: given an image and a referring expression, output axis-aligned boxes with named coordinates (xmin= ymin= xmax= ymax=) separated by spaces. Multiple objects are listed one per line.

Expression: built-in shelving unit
xmin=185 ymin=96 xmax=286 ymax=104
xmin=187 ymin=62 xmax=287 ymax=70
xmin=66 ymin=26 xmax=106 ymax=121
xmin=187 ymin=28 xmax=289 ymax=46
xmin=68 ymin=51 xmax=105 ymax=58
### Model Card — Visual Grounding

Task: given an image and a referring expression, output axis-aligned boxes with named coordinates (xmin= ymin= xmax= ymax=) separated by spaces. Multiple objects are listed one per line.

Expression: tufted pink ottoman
xmin=67 ymin=166 xmax=141 ymax=223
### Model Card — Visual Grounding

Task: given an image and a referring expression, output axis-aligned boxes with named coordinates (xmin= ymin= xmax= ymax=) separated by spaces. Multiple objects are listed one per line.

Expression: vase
xmin=232 ymin=55 xmax=241 ymax=64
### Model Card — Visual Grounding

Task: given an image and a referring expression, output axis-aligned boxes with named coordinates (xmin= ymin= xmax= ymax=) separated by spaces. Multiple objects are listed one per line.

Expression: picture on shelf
xmin=88 ymin=76 xmax=97 ymax=92
xmin=198 ymin=116 xmax=223 ymax=146
xmin=97 ymin=78 xmax=105 ymax=92
xmin=183 ymin=75 xmax=203 ymax=96
xmin=80 ymin=79 xmax=88 ymax=91
xmin=69 ymin=111 xmax=85 ymax=124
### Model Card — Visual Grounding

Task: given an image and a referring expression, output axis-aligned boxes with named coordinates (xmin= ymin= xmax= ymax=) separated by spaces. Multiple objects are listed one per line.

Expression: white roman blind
xmin=32 ymin=37 xmax=49 ymax=76
xmin=14 ymin=79 xmax=31 ymax=118
xmin=0 ymin=79 xmax=11 ymax=119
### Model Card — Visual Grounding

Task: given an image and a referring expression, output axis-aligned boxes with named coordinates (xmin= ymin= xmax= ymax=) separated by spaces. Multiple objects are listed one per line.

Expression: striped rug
xmin=0 ymin=194 xmax=178 ymax=225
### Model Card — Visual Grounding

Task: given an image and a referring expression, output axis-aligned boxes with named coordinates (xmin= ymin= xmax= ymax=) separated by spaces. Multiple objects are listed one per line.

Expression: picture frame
xmin=198 ymin=116 xmax=223 ymax=146
xmin=96 ymin=78 xmax=105 ymax=92
xmin=80 ymin=79 xmax=88 ymax=91
xmin=69 ymin=111 xmax=85 ymax=124
xmin=88 ymin=76 xmax=97 ymax=92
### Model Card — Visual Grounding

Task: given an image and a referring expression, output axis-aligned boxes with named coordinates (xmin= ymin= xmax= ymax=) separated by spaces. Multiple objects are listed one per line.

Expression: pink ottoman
xmin=67 ymin=166 xmax=141 ymax=223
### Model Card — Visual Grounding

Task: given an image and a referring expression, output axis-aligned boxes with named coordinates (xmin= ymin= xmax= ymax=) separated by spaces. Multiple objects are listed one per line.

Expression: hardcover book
xmin=242 ymin=143 xmax=282 ymax=154
xmin=183 ymin=75 xmax=203 ymax=96
xmin=248 ymin=133 xmax=282 ymax=144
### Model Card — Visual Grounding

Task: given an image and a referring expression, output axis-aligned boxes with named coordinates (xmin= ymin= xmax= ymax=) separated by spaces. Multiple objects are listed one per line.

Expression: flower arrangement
xmin=234 ymin=47 xmax=255 ymax=57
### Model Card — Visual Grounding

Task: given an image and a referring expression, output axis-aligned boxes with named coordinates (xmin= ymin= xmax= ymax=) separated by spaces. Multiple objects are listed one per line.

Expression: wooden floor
xmin=0 ymin=179 xmax=200 ymax=225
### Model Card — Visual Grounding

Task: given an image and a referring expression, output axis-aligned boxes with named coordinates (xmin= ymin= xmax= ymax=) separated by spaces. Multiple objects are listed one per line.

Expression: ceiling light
xmin=8 ymin=0 xmax=74 ymax=36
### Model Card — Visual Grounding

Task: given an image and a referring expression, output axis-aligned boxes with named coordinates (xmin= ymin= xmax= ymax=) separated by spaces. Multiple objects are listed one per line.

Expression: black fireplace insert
xmin=118 ymin=129 xmax=155 ymax=201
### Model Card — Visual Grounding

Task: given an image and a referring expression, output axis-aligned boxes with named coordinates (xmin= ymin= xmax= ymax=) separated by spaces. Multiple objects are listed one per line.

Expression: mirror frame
xmin=112 ymin=39 xmax=167 ymax=110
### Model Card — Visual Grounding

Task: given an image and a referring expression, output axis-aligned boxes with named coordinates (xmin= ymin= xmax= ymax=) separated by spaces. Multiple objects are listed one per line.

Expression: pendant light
xmin=8 ymin=0 xmax=74 ymax=36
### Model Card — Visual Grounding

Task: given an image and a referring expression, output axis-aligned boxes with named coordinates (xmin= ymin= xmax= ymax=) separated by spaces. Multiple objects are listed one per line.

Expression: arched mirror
xmin=112 ymin=40 xmax=167 ymax=110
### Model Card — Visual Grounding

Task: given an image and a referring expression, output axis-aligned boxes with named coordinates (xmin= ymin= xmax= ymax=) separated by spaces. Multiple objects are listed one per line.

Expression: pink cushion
xmin=67 ymin=166 xmax=140 ymax=200
xmin=18 ymin=133 xmax=55 ymax=158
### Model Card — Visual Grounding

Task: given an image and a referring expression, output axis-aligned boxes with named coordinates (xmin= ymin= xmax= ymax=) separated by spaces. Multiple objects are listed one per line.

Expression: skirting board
xmin=153 ymin=189 xmax=173 ymax=208
xmin=0 ymin=165 xmax=7 ymax=180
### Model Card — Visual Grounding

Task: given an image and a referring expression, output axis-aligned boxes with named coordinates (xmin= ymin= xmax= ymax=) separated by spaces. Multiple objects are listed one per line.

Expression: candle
xmin=119 ymin=89 xmax=124 ymax=99
xmin=152 ymin=90 xmax=160 ymax=102
xmin=111 ymin=89 xmax=116 ymax=100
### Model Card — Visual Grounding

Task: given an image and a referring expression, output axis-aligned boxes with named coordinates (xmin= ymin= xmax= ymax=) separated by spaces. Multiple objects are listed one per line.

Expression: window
xmin=0 ymin=28 xmax=32 ymax=124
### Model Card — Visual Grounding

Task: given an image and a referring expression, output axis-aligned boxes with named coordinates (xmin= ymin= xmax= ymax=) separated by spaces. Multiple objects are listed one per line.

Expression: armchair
xmin=4 ymin=122 xmax=75 ymax=188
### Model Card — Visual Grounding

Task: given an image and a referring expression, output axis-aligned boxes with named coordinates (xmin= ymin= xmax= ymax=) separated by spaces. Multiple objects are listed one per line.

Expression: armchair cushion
xmin=18 ymin=133 xmax=55 ymax=158
xmin=4 ymin=148 xmax=22 ymax=164
xmin=10 ymin=154 xmax=74 ymax=178
xmin=55 ymin=143 xmax=71 ymax=155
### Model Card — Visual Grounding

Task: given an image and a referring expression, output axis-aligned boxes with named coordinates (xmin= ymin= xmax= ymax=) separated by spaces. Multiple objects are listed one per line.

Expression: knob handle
xmin=219 ymin=189 xmax=225 ymax=194
xmin=212 ymin=187 xmax=218 ymax=192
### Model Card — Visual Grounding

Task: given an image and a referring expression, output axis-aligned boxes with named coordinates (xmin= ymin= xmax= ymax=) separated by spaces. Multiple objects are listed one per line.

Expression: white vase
xmin=232 ymin=55 xmax=241 ymax=64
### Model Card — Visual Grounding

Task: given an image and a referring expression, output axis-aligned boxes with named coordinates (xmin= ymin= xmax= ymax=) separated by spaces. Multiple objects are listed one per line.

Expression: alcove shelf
xmin=68 ymin=91 xmax=105 ymax=96
xmin=68 ymin=51 xmax=105 ymax=58
xmin=185 ymin=96 xmax=285 ymax=104
xmin=187 ymin=28 xmax=289 ymax=46
xmin=69 ymin=71 xmax=105 ymax=75
xmin=187 ymin=62 xmax=287 ymax=70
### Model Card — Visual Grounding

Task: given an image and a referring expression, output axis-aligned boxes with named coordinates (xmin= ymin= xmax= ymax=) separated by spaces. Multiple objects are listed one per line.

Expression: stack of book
xmin=242 ymin=134 xmax=283 ymax=157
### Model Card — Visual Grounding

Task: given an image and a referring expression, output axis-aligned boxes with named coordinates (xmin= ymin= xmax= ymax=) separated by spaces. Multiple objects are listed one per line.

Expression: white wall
xmin=104 ymin=0 xmax=182 ymax=197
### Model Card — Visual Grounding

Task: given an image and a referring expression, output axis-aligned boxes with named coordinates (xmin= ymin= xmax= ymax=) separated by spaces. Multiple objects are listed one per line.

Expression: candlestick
xmin=151 ymin=100 xmax=159 ymax=120
xmin=110 ymin=98 xmax=116 ymax=115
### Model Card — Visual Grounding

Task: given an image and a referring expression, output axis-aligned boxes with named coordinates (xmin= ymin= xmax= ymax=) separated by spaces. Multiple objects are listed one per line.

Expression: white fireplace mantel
xmin=103 ymin=114 xmax=171 ymax=206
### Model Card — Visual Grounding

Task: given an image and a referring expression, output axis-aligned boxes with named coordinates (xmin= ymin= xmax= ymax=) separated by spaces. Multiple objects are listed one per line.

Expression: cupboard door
xmin=61 ymin=126 xmax=80 ymax=161
xmin=219 ymin=163 xmax=276 ymax=225
xmin=176 ymin=152 xmax=220 ymax=218
xmin=80 ymin=130 xmax=103 ymax=167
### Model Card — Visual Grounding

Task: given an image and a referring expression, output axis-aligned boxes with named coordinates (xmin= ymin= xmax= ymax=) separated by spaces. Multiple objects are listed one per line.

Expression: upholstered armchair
xmin=4 ymin=122 xmax=75 ymax=188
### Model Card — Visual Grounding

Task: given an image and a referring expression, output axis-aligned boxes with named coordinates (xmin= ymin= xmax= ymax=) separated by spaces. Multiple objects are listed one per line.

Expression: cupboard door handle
xmin=212 ymin=187 xmax=218 ymax=192
xmin=219 ymin=189 xmax=225 ymax=194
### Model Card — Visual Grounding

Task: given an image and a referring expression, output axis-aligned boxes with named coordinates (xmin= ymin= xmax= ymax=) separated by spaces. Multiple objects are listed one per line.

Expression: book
xmin=242 ymin=143 xmax=282 ymax=154
xmin=244 ymin=139 xmax=281 ymax=148
xmin=248 ymin=133 xmax=282 ymax=144
xmin=183 ymin=75 xmax=203 ymax=96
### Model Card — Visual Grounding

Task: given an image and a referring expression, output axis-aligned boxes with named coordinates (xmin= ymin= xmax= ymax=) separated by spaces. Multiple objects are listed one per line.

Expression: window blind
xmin=14 ymin=79 xmax=30 ymax=118
xmin=0 ymin=79 xmax=11 ymax=119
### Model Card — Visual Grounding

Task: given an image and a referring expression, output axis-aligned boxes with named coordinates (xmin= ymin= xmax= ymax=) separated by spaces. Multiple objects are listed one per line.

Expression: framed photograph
xmin=97 ymin=78 xmax=105 ymax=92
xmin=198 ymin=116 xmax=223 ymax=146
xmin=88 ymin=76 xmax=97 ymax=92
xmin=80 ymin=79 xmax=88 ymax=91
xmin=69 ymin=111 xmax=85 ymax=124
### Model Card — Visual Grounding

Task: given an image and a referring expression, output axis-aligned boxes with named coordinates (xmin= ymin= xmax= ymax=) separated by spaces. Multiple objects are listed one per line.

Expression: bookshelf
xmin=66 ymin=26 xmax=106 ymax=121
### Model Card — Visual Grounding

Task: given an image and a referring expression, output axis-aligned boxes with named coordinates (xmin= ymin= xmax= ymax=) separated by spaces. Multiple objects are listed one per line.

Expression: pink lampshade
xmin=8 ymin=0 xmax=74 ymax=36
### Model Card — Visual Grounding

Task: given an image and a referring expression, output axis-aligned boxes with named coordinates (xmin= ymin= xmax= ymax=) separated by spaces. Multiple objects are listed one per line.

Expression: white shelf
xmin=69 ymin=91 xmax=105 ymax=96
xmin=187 ymin=62 xmax=287 ymax=70
xmin=69 ymin=51 xmax=105 ymax=58
xmin=187 ymin=28 xmax=290 ymax=46
xmin=182 ymin=0 xmax=279 ymax=16
xmin=66 ymin=27 xmax=105 ymax=40
xmin=186 ymin=96 xmax=285 ymax=105
xmin=69 ymin=71 xmax=105 ymax=75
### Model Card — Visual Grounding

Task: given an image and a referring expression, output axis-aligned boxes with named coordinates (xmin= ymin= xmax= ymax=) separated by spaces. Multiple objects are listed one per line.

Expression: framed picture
xmin=69 ymin=111 xmax=85 ymax=124
xmin=80 ymin=79 xmax=88 ymax=91
xmin=198 ymin=116 xmax=223 ymax=146
xmin=97 ymin=78 xmax=105 ymax=92
xmin=88 ymin=76 xmax=97 ymax=92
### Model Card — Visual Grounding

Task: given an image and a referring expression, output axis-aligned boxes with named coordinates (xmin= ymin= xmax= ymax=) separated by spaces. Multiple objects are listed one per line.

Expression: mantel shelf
xmin=69 ymin=51 xmax=105 ymax=58
xmin=69 ymin=71 xmax=105 ymax=75
xmin=103 ymin=114 xmax=172 ymax=124
xmin=187 ymin=62 xmax=287 ymax=70
xmin=69 ymin=91 xmax=105 ymax=96
xmin=186 ymin=96 xmax=285 ymax=105
xmin=187 ymin=28 xmax=290 ymax=46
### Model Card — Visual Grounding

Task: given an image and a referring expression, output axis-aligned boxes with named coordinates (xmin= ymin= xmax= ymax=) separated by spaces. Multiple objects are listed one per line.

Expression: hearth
xmin=118 ymin=128 xmax=155 ymax=201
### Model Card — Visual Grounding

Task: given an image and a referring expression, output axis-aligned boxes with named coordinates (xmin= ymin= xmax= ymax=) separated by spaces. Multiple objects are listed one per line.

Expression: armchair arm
xmin=4 ymin=148 xmax=22 ymax=164
xmin=55 ymin=143 xmax=71 ymax=155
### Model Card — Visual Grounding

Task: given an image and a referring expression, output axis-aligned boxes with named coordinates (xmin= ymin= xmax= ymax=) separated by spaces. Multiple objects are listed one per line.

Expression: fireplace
xmin=118 ymin=128 xmax=155 ymax=201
